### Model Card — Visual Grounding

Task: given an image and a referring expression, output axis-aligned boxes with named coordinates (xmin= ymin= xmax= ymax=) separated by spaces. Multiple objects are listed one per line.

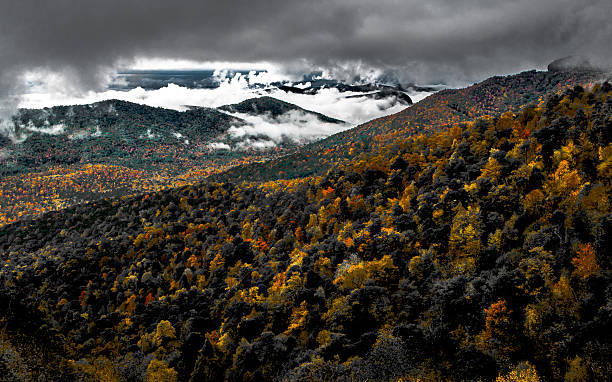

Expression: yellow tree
xmin=448 ymin=205 xmax=482 ymax=274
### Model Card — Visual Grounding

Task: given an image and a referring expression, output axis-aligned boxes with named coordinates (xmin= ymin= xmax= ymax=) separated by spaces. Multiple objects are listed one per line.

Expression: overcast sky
xmin=1 ymin=0 xmax=611 ymax=120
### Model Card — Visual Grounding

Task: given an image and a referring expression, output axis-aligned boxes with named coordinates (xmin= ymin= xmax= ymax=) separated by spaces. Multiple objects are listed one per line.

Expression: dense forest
xmin=3 ymin=99 xmax=273 ymax=176
xmin=6 ymin=96 xmax=343 ymax=176
xmin=1 ymin=83 xmax=610 ymax=381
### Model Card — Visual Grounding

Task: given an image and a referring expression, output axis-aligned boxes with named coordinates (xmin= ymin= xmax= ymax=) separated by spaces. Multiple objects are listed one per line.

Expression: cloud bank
xmin=1 ymin=0 xmax=611 ymax=124
xmin=18 ymin=72 xmax=431 ymax=125
xmin=16 ymin=72 xmax=432 ymax=149
xmin=225 ymin=110 xmax=350 ymax=148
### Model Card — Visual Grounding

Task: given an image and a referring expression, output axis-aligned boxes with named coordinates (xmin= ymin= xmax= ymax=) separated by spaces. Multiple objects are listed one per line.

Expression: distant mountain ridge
xmin=275 ymin=82 xmax=415 ymax=107
xmin=548 ymin=56 xmax=609 ymax=73
xmin=218 ymin=96 xmax=345 ymax=124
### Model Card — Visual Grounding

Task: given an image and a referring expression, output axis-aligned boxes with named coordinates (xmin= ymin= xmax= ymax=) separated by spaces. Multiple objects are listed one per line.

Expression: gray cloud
xmin=1 ymin=0 xmax=611 ymax=123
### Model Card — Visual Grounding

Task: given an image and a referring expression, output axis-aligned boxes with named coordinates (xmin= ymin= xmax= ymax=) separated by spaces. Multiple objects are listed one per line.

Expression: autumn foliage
xmin=0 ymin=82 xmax=611 ymax=381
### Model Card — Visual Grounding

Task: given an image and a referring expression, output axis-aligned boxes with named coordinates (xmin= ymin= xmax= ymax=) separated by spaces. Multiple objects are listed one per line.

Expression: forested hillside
xmin=7 ymin=100 xmax=242 ymax=173
xmin=215 ymin=70 xmax=603 ymax=182
xmin=0 ymin=71 xmax=603 ymax=227
xmin=0 ymin=83 xmax=610 ymax=381
xmin=0 ymin=97 xmax=342 ymax=226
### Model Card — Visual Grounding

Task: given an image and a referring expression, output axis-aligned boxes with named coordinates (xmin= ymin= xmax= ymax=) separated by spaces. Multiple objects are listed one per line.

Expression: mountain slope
xmin=214 ymin=69 xmax=606 ymax=182
xmin=16 ymin=99 xmax=240 ymax=140
xmin=1 ymin=83 xmax=610 ymax=381
xmin=7 ymin=99 xmax=244 ymax=172
xmin=0 ymin=70 xmax=605 ymax=227
xmin=1 ymin=99 xmax=344 ymax=225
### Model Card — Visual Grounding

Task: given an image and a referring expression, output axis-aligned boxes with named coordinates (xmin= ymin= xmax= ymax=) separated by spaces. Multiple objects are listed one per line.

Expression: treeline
xmin=0 ymin=83 xmax=611 ymax=381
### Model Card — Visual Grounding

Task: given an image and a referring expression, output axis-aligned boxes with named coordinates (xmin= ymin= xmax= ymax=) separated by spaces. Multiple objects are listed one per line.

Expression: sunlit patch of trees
xmin=0 ymin=157 xmax=280 ymax=227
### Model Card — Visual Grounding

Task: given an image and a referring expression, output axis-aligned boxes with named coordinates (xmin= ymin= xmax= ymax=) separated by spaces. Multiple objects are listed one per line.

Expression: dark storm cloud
xmin=0 ymin=0 xmax=611 ymax=122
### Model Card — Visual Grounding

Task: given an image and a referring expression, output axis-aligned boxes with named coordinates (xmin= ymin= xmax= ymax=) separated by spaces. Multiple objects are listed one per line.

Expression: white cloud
xmin=208 ymin=142 xmax=230 ymax=150
xmin=91 ymin=126 xmax=102 ymax=137
xmin=265 ymin=87 xmax=433 ymax=124
xmin=68 ymin=130 xmax=89 ymax=140
xmin=19 ymin=74 xmax=432 ymax=125
xmin=127 ymin=58 xmax=287 ymax=74
xmin=236 ymin=139 xmax=276 ymax=151
xmin=0 ymin=148 xmax=10 ymax=160
xmin=226 ymin=110 xmax=349 ymax=146
xmin=141 ymin=128 xmax=157 ymax=139
xmin=0 ymin=117 xmax=17 ymax=140
xmin=22 ymin=121 xmax=65 ymax=135
xmin=19 ymin=75 xmax=263 ymax=110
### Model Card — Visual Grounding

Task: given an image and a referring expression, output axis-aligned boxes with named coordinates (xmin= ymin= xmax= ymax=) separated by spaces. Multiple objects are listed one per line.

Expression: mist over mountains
xmin=1 ymin=1 xmax=611 ymax=380
xmin=4 ymin=68 xmax=434 ymax=154
xmin=19 ymin=68 xmax=431 ymax=117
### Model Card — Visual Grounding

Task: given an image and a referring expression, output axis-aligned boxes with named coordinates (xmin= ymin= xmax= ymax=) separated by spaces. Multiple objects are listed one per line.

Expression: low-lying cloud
xmin=225 ymin=110 xmax=350 ymax=148
xmin=21 ymin=122 xmax=65 ymax=135
xmin=12 ymin=70 xmax=433 ymax=150
xmin=18 ymin=71 xmax=432 ymax=126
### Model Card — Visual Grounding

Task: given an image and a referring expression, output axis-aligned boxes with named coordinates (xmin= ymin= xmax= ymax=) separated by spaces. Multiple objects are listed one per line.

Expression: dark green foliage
xmin=4 ymin=99 xmax=243 ymax=173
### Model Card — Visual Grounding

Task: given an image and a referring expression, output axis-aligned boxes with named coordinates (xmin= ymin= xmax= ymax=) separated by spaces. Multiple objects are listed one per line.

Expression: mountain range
xmin=0 ymin=69 xmax=607 ymax=227
xmin=0 ymin=74 xmax=610 ymax=381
